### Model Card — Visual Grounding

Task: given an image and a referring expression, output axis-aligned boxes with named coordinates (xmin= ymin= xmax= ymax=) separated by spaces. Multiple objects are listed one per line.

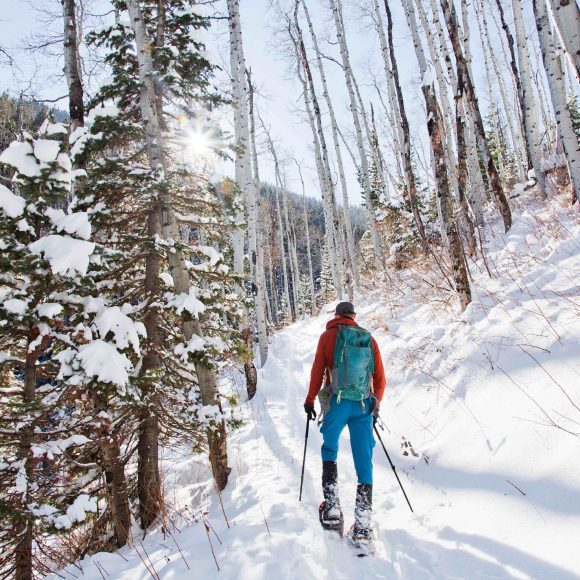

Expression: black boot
xmin=319 ymin=461 xmax=343 ymax=534
xmin=353 ymin=483 xmax=373 ymax=537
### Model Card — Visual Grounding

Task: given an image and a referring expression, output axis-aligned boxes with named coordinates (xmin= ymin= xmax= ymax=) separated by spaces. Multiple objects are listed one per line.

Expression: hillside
xmin=49 ymin=195 xmax=580 ymax=579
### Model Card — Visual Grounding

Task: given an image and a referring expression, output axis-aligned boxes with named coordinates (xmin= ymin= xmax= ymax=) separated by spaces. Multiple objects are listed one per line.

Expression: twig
xmin=204 ymin=519 xmax=220 ymax=572
xmin=215 ymin=486 xmax=230 ymax=529
xmin=259 ymin=502 xmax=271 ymax=536
xmin=506 ymin=479 xmax=526 ymax=496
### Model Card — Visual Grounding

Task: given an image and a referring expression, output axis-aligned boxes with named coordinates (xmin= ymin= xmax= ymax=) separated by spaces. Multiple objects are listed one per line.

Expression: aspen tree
xmin=380 ymin=0 xmax=427 ymax=244
xmin=329 ymin=0 xmax=385 ymax=268
xmin=289 ymin=13 xmax=345 ymax=297
xmin=533 ymin=0 xmax=580 ymax=203
xmin=440 ymin=0 xmax=512 ymax=231
xmin=300 ymin=0 xmax=360 ymax=291
xmin=511 ymin=0 xmax=548 ymax=197
xmin=548 ymin=0 xmax=580 ymax=80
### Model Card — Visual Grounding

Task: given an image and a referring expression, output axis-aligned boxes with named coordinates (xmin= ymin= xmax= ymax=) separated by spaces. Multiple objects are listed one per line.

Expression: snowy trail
xmin=51 ymin=205 xmax=580 ymax=579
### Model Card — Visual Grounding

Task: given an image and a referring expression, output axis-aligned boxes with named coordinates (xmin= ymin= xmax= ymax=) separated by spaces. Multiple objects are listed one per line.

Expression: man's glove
xmin=304 ymin=402 xmax=317 ymax=421
xmin=373 ymin=405 xmax=380 ymax=427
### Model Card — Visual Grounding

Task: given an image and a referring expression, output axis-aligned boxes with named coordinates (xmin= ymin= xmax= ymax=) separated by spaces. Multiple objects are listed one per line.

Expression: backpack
xmin=332 ymin=324 xmax=375 ymax=402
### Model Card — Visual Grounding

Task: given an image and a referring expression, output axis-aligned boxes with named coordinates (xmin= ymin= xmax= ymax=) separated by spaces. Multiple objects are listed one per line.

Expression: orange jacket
xmin=305 ymin=317 xmax=386 ymax=406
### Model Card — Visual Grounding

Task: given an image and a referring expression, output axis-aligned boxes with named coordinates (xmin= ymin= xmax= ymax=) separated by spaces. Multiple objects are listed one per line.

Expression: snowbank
xmin=49 ymin=198 xmax=580 ymax=579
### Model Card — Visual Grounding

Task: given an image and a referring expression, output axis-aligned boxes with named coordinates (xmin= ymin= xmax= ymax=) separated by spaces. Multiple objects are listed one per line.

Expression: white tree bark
xmin=300 ymin=0 xmax=359 ymax=292
xmin=329 ymin=0 xmax=385 ymax=269
xmin=512 ymin=0 xmax=548 ymax=197
xmin=534 ymin=0 xmax=580 ymax=203
xmin=476 ymin=0 xmax=526 ymax=180
xmin=548 ymin=0 xmax=580 ymax=81
xmin=247 ymin=71 xmax=269 ymax=365
xmin=295 ymin=162 xmax=317 ymax=314
xmin=290 ymin=14 xmax=345 ymax=298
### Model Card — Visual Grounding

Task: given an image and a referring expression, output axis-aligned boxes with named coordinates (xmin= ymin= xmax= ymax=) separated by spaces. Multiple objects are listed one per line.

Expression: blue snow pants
xmin=321 ymin=395 xmax=375 ymax=484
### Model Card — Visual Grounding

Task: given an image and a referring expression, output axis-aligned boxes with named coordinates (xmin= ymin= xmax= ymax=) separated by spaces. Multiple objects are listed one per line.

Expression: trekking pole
xmin=374 ymin=425 xmax=414 ymax=513
xmin=299 ymin=416 xmax=311 ymax=502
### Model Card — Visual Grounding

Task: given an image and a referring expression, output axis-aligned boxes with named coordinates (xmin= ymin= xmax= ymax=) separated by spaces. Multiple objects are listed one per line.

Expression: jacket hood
xmin=326 ymin=316 xmax=358 ymax=330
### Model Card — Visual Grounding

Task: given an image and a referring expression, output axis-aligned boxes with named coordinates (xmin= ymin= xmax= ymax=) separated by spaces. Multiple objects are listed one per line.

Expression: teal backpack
xmin=319 ymin=325 xmax=375 ymax=413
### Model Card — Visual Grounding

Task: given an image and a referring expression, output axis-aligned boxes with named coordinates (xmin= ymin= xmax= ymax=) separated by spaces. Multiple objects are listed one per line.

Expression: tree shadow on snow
xmin=438 ymin=526 xmax=577 ymax=580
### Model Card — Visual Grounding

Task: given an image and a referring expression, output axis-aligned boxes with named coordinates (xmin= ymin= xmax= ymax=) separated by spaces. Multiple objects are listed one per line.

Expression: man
xmin=304 ymin=301 xmax=386 ymax=546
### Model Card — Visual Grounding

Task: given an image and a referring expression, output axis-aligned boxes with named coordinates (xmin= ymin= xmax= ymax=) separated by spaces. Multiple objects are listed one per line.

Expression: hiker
xmin=304 ymin=301 xmax=386 ymax=546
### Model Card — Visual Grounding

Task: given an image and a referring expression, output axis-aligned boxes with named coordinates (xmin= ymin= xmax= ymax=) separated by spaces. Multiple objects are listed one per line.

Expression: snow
xmin=46 ymin=208 xmax=92 ymax=240
xmin=174 ymin=334 xmax=206 ymax=361
xmin=50 ymin=200 xmax=580 ymax=579
xmin=166 ymin=288 xmax=206 ymax=317
xmin=29 ymin=235 xmax=95 ymax=276
xmin=33 ymin=139 xmax=60 ymax=164
xmin=0 ymin=184 xmax=26 ymax=218
xmin=88 ymin=104 xmax=119 ymax=123
xmin=76 ymin=339 xmax=133 ymax=390
xmin=52 ymin=494 xmax=98 ymax=530
xmin=31 ymin=435 xmax=90 ymax=460
xmin=0 ymin=141 xmax=40 ymax=178
xmin=93 ymin=305 xmax=146 ymax=354
xmin=0 ymin=138 xmax=71 ymax=187
xmin=36 ymin=303 xmax=64 ymax=319
xmin=39 ymin=119 xmax=68 ymax=136
xmin=2 ymin=298 xmax=28 ymax=315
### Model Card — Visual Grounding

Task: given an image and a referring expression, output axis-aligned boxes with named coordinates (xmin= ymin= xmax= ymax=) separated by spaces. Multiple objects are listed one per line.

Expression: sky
xmin=0 ymin=0 xmax=539 ymax=206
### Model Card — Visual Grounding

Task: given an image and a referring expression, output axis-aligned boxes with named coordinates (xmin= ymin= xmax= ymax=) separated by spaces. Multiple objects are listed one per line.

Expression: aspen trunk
xmin=477 ymin=0 xmax=526 ymax=180
xmin=382 ymin=0 xmax=427 ymax=243
xmin=227 ymin=0 xmax=259 ymax=392
xmin=62 ymin=0 xmax=84 ymax=131
xmin=296 ymin=161 xmax=317 ymax=314
xmin=329 ymin=0 xmax=384 ymax=269
xmin=511 ymin=0 xmax=548 ymax=197
xmin=534 ymin=0 xmax=580 ymax=203
xmin=247 ymin=70 xmax=269 ymax=365
xmin=440 ymin=0 xmax=512 ymax=232
xmin=402 ymin=0 xmax=471 ymax=303
xmin=301 ymin=0 xmax=359 ymax=291
xmin=290 ymin=14 xmax=344 ymax=297
xmin=425 ymin=78 xmax=472 ymax=310
xmin=548 ymin=0 xmax=580 ymax=81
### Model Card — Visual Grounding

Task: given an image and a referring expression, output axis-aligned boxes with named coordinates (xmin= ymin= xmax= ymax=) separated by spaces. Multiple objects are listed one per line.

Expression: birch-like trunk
xmin=425 ymin=76 xmax=472 ymax=310
xmin=511 ymin=0 xmax=548 ymax=197
xmin=477 ymin=0 xmax=526 ymax=180
xmin=382 ymin=0 xmax=427 ymax=244
xmin=534 ymin=0 xmax=580 ymax=204
xmin=295 ymin=160 xmax=317 ymax=314
xmin=440 ymin=0 xmax=512 ymax=232
xmin=301 ymin=0 xmax=359 ymax=291
xmin=290 ymin=14 xmax=344 ymax=298
xmin=548 ymin=0 xmax=580 ymax=80
xmin=227 ymin=0 xmax=259 ymax=393
xmin=126 ymin=0 xmax=229 ymax=506
xmin=264 ymin=136 xmax=292 ymax=320
xmin=426 ymin=0 xmax=486 ymax=223
xmin=402 ymin=0 xmax=474 ymax=288
xmin=247 ymin=70 xmax=269 ymax=365
xmin=329 ymin=0 xmax=384 ymax=269
xmin=63 ymin=0 xmax=84 ymax=131
xmin=373 ymin=0 xmax=406 ymax=180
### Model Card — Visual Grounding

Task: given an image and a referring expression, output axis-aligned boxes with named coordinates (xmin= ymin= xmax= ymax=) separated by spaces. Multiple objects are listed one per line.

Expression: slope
xmin=50 ymin=197 xmax=580 ymax=579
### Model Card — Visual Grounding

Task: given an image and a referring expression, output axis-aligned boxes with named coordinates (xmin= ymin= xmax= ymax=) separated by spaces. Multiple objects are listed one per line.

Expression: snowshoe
xmin=319 ymin=501 xmax=344 ymax=537
xmin=347 ymin=524 xmax=376 ymax=557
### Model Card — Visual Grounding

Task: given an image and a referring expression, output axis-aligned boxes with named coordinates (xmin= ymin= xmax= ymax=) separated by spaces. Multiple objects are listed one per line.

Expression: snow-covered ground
xmin=50 ymin=199 xmax=580 ymax=579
